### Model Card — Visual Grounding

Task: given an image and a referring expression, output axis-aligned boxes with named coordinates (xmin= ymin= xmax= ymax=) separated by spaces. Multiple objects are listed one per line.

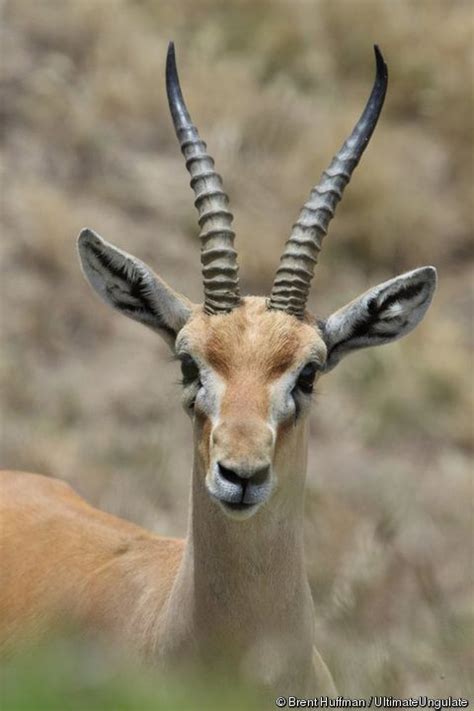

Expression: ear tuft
xmin=322 ymin=266 xmax=437 ymax=371
xmin=77 ymin=228 xmax=192 ymax=348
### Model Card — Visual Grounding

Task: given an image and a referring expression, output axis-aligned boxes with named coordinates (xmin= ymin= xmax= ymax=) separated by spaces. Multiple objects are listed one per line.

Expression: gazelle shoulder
xmin=0 ymin=470 xmax=80 ymax=505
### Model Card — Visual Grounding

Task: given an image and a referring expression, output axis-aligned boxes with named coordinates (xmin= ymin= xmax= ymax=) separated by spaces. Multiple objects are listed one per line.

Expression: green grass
xmin=1 ymin=639 xmax=264 ymax=711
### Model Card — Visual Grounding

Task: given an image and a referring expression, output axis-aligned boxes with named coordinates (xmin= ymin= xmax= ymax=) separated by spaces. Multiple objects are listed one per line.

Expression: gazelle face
xmin=78 ymin=44 xmax=437 ymax=524
xmin=176 ymin=298 xmax=326 ymax=519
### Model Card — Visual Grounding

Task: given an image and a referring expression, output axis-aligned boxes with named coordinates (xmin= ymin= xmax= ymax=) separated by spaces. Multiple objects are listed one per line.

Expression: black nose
xmin=217 ymin=462 xmax=270 ymax=488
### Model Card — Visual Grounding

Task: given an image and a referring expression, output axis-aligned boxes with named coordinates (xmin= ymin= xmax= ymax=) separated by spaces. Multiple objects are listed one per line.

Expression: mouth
xmin=206 ymin=463 xmax=273 ymax=519
xmin=221 ymin=500 xmax=256 ymax=512
xmin=218 ymin=499 xmax=261 ymax=519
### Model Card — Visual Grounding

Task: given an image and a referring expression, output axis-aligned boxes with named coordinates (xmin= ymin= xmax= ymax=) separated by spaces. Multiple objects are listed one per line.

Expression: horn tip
xmin=373 ymin=44 xmax=388 ymax=83
xmin=166 ymin=41 xmax=177 ymax=76
xmin=166 ymin=39 xmax=185 ymax=125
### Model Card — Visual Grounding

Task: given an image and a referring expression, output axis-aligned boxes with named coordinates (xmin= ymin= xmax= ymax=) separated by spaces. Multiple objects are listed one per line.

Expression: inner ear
xmin=321 ymin=266 xmax=437 ymax=371
xmin=78 ymin=228 xmax=194 ymax=348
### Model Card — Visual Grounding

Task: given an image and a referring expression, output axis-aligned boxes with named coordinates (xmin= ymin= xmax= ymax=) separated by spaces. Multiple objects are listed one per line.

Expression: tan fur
xmin=0 ymin=470 xmax=184 ymax=655
xmin=0 ymin=297 xmax=336 ymax=695
xmin=198 ymin=298 xmax=324 ymax=379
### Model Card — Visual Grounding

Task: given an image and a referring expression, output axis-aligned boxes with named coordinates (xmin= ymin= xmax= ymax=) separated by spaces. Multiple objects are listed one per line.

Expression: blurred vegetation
xmin=1 ymin=0 xmax=473 ymax=707
xmin=1 ymin=634 xmax=264 ymax=710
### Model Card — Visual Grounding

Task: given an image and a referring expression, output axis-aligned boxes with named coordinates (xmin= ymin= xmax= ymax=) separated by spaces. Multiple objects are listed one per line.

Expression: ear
xmin=77 ymin=228 xmax=193 ymax=348
xmin=321 ymin=267 xmax=437 ymax=372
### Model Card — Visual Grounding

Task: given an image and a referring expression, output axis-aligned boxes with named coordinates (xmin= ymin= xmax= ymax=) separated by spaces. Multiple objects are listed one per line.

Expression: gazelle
xmin=1 ymin=43 xmax=436 ymax=696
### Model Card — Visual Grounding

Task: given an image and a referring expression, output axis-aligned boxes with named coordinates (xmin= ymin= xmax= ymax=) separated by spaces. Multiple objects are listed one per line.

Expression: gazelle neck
xmin=160 ymin=419 xmax=316 ymax=691
xmin=189 ymin=416 xmax=309 ymax=596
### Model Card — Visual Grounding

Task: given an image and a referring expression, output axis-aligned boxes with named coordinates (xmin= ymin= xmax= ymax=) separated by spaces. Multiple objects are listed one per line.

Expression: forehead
xmin=177 ymin=297 xmax=326 ymax=377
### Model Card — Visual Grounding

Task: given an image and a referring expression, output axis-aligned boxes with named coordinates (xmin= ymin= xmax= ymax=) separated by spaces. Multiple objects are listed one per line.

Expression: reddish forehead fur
xmin=183 ymin=297 xmax=325 ymax=378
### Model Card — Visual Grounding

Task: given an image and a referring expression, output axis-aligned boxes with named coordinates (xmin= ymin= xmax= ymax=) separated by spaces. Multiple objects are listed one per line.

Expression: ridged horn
xmin=166 ymin=42 xmax=240 ymax=315
xmin=268 ymin=45 xmax=388 ymax=319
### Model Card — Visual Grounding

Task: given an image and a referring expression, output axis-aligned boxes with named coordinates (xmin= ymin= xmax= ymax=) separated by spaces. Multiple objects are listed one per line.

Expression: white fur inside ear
xmin=322 ymin=266 xmax=437 ymax=371
xmin=77 ymin=228 xmax=192 ymax=344
xmin=382 ymin=300 xmax=404 ymax=318
xmin=81 ymin=240 xmax=141 ymax=306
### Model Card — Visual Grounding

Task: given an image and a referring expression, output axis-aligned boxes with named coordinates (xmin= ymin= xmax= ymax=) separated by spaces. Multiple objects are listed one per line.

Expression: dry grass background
xmin=1 ymin=0 xmax=473 ymax=703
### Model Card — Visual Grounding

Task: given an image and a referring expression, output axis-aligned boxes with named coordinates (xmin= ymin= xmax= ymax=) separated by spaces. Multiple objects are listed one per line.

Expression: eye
xmin=295 ymin=362 xmax=318 ymax=395
xmin=180 ymin=354 xmax=200 ymax=386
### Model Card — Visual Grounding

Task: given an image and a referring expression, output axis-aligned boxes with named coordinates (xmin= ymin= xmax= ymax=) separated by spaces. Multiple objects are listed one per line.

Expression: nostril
xmin=250 ymin=465 xmax=270 ymax=486
xmin=217 ymin=462 xmax=270 ymax=487
xmin=217 ymin=463 xmax=244 ymax=487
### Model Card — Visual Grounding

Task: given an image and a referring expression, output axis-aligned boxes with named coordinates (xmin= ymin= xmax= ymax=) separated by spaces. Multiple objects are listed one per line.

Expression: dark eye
xmin=295 ymin=362 xmax=318 ymax=395
xmin=180 ymin=355 xmax=200 ymax=386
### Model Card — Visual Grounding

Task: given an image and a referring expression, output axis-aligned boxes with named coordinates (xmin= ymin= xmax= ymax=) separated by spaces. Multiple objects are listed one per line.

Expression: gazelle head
xmin=78 ymin=43 xmax=436 ymax=521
